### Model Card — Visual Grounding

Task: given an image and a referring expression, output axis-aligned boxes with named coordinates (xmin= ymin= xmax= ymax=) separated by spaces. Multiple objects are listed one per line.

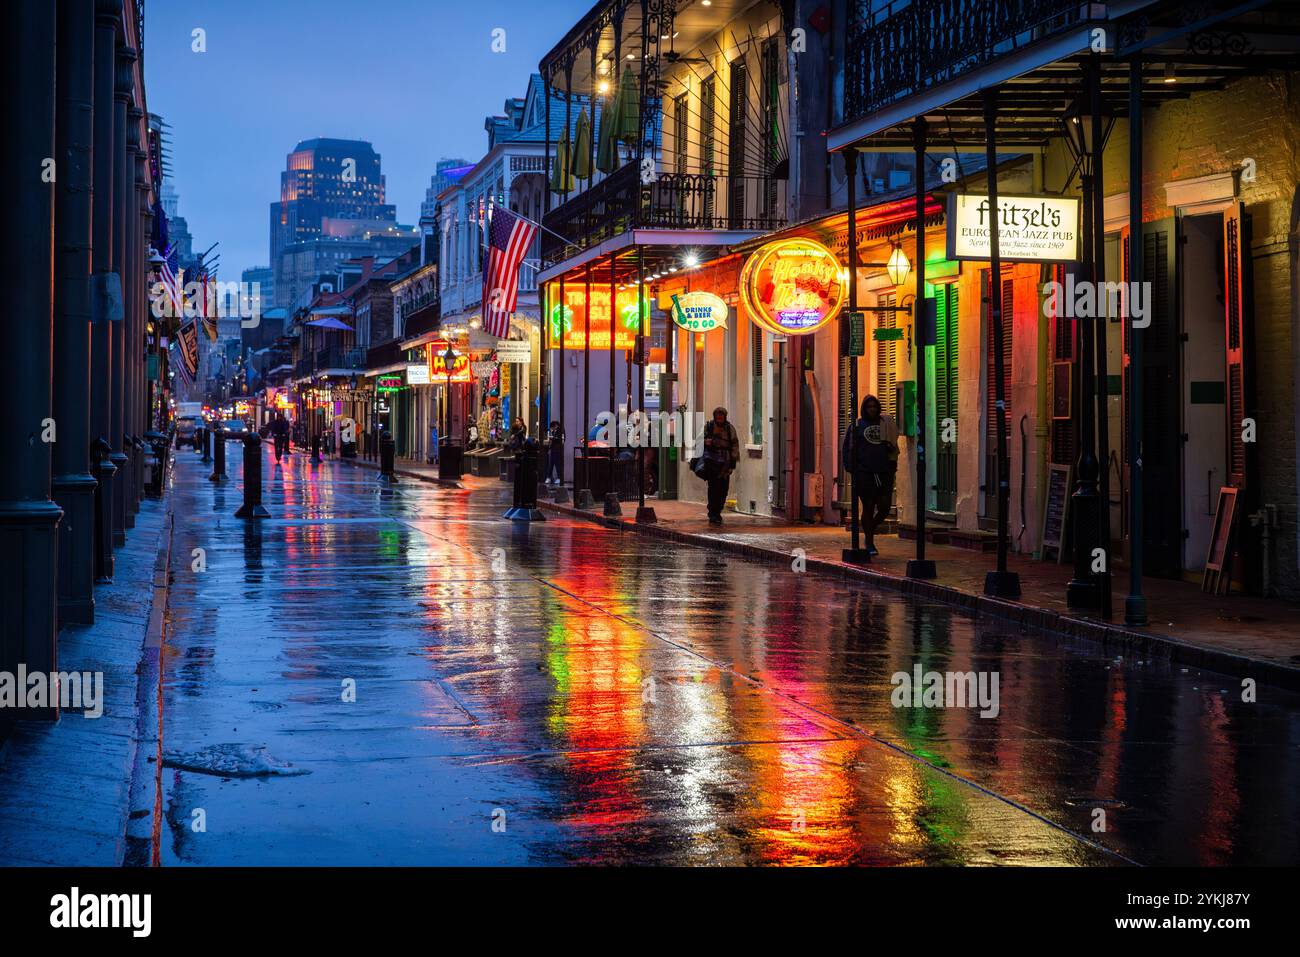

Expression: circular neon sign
xmin=741 ymin=238 xmax=845 ymax=336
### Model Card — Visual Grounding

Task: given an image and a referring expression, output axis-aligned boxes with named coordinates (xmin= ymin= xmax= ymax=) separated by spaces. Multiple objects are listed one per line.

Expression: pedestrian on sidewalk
xmin=841 ymin=394 xmax=899 ymax=556
xmin=545 ymin=420 xmax=565 ymax=485
xmin=270 ymin=411 xmax=290 ymax=464
xmin=698 ymin=407 xmax=739 ymax=526
xmin=507 ymin=417 xmax=528 ymax=452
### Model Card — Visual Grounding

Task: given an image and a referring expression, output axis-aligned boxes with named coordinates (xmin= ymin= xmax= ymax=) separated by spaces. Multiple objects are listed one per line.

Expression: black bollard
xmin=504 ymin=444 xmax=545 ymax=521
xmin=209 ymin=423 xmax=227 ymax=482
xmin=200 ymin=425 xmax=212 ymax=463
xmin=234 ymin=432 xmax=270 ymax=519
xmin=378 ymin=432 xmax=398 ymax=485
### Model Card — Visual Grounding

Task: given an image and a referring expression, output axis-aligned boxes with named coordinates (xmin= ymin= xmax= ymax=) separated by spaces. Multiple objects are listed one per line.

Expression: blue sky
xmin=145 ymin=0 xmax=590 ymax=283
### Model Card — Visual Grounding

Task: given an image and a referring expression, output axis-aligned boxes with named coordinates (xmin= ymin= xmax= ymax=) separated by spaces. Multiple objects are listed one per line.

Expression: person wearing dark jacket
xmin=841 ymin=394 xmax=899 ymax=555
xmin=544 ymin=420 xmax=565 ymax=485
xmin=270 ymin=412 xmax=290 ymax=463
xmin=507 ymin=418 xmax=528 ymax=452
xmin=700 ymin=407 xmax=740 ymax=525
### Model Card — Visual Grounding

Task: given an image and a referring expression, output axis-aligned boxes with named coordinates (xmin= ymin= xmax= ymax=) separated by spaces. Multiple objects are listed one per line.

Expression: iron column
xmin=906 ymin=118 xmax=936 ymax=579
xmin=983 ymin=89 xmax=1020 ymax=597
xmin=90 ymin=0 xmax=122 ymax=580
xmin=1125 ymin=58 xmax=1149 ymax=626
xmin=52 ymin=0 xmax=99 ymax=624
xmin=0 ymin=0 xmax=62 ymax=700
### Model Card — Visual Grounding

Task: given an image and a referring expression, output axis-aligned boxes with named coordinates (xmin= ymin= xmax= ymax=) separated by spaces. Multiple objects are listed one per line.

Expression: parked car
xmin=175 ymin=415 xmax=202 ymax=448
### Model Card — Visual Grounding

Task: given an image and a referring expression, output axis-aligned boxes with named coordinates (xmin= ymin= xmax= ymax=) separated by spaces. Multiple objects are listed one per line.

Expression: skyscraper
xmin=269 ymin=138 xmax=408 ymax=306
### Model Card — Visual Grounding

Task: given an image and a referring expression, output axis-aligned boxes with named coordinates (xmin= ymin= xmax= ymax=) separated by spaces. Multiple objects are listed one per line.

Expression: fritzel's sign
xmin=947 ymin=194 xmax=1081 ymax=262
xmin=741 ymin=238 xmax=845 ymax=336
xmin=671 ymin=291 xmax=728 ymax=333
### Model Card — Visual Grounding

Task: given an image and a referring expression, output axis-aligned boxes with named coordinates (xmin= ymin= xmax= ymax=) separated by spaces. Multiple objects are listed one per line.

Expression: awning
xmin=306 ymin=316 xmax=354 ymax=331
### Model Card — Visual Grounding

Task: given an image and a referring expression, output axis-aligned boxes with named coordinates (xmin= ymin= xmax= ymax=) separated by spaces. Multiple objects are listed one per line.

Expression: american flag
xmin=159 ymin=243 xmax=183 ymax=318
xmin=481 ymin=206 xmax=537 ymax=339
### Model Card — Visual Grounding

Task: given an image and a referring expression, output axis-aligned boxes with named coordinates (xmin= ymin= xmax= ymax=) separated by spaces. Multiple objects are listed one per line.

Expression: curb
xmin=536 ymin=499 xmax=1300 ymax=692
xmin=124 ymin=494 xmax=175 ymax=867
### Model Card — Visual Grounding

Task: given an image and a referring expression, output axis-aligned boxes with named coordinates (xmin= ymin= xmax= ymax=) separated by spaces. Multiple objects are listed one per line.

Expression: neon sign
xmin=671 ymin=291 xmax=728 ymax=333
xmin=741 ymin=238 xmax=845 ymax=336
xmin=428 ymin=340 xmax=474 ymax=383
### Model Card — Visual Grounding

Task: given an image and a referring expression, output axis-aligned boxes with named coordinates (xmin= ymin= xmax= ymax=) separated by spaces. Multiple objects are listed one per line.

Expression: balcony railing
xmin=314 ymin=347 xmax=366 ymax=372
xmin=843 ymin=0 xmax=1087 ymax=123
xmin=541 ymin=162 xmax=789 ymax=270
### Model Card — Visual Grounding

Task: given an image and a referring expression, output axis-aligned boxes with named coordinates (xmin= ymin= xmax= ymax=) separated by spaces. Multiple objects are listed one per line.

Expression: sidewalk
xmin=350 ymin=456 xmax=1300 ymax=688
xmin=0 ymin=496 xmax=173 ymax=865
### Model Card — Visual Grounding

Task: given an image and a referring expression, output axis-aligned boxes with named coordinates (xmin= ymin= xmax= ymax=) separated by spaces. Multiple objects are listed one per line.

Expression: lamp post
xmin=1060 ymin=78 xmax=1114 ymax=612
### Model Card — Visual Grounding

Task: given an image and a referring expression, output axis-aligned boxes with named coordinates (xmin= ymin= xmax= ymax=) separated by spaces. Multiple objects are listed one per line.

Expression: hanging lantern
xmin=886 ymin=242 xmax=911 ymax=287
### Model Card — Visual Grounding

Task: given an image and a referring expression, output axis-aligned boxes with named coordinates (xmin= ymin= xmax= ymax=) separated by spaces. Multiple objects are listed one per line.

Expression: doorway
xmin=1180 ymin=212 xmax=1228 ymax=572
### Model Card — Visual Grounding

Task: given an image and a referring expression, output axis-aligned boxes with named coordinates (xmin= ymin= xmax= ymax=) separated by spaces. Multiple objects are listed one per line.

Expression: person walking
xmin=841 ymin=394 xmax=899 ymax=556
xmin=699 ymin=407 xmax=739 ymax=526
xmin=545 ymin=420 xmax=565 ymax=485
xmin=270 ymin=412 xmax=290 ymax=464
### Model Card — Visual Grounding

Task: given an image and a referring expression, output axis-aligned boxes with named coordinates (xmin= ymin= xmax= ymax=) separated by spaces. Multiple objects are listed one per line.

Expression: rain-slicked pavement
xmin=159 ymin=444 xmax=1300 ymax=865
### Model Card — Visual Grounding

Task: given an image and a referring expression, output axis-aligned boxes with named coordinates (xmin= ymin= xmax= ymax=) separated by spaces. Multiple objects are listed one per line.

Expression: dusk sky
xmin=144 ymin=0 xmax=591 ymax=284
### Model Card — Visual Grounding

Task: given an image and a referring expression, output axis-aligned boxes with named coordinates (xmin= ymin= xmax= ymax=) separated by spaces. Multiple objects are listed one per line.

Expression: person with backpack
xmin=841 ymin=394 xmax=899 ymax=556
xmin=697 ymin=407 xmax=739 ymax=526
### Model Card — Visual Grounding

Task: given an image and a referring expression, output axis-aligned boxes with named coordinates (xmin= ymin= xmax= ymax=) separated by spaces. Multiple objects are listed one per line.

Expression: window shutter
xmin=1049 ymin=263 xmax=1075 ymax=465
xmin=986 ymin=274 xmax=1012 ymax=442
xmin=876 ymin=293 xmax=898 ymax=418
xmin=1224 ymin=204 xmax=1247 ymax=489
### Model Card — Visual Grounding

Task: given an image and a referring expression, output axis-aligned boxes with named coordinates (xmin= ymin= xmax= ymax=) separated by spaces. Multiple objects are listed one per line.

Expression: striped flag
xmin=481 ymin=205 xmax=537 ymax=339
xmin=159 ymin=243 xmax=184 ymax=318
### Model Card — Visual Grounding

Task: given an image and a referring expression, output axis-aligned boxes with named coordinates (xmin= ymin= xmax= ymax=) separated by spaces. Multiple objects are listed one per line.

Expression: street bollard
xmin=200 ymin=426 xmax=212 ymax=463
xmin=603 ymin=492 xmax=623 ymax=518
xmin=504 ymin=444 xmax=545 ymax=521
xmin=234 ymin=433 xmax=270 ymax=519
xmin=209 ymin=423 xmax=228 ymax=482
xmin=311 ymin=433 xmax=323 ymax=464
xmin=378 ymin=432 xmax=398 ymax=485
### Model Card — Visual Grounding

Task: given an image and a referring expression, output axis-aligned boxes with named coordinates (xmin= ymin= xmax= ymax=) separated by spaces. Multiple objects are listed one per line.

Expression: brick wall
xmin=1103 ymin=71 xmax=1300 ymax=598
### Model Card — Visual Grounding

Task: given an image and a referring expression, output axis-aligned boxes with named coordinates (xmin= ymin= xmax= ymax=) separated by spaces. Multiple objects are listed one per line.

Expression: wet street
xmin=159 ymin=444 xmax=1300 ymax=866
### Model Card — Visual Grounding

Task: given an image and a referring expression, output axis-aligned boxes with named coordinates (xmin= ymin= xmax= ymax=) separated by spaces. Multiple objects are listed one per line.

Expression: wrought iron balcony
xmin=314 ymin=347 xmax=366 ymax=372
xmin=844 ymin=0 xmax=1088 ymax=123
xmin=541 ymin=163 xmax=789 ymax=270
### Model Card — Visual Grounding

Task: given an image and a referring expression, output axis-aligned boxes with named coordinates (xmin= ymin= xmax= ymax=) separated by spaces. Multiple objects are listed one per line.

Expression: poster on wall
xmin=741 ymin=238 xmax=845 ymax=336
xmin=947 ymin=194 xmax=1080 ymax=262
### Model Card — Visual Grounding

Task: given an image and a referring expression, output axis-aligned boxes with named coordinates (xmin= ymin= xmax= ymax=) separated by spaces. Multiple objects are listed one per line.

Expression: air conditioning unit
xmin=802 ymin=472 xmax=824 ymax=508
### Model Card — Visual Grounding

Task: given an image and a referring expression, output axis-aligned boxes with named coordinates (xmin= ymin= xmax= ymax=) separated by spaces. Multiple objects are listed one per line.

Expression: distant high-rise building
xmin=269 ymin=138 xmax=403 ymax=307
xmin=419 ymin=158 xmax=472 ymax=265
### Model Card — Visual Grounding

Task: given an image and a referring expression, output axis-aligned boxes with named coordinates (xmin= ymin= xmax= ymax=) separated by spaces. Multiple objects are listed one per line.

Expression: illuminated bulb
xmin=598 ymin=80 xmax=610 ymax=94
